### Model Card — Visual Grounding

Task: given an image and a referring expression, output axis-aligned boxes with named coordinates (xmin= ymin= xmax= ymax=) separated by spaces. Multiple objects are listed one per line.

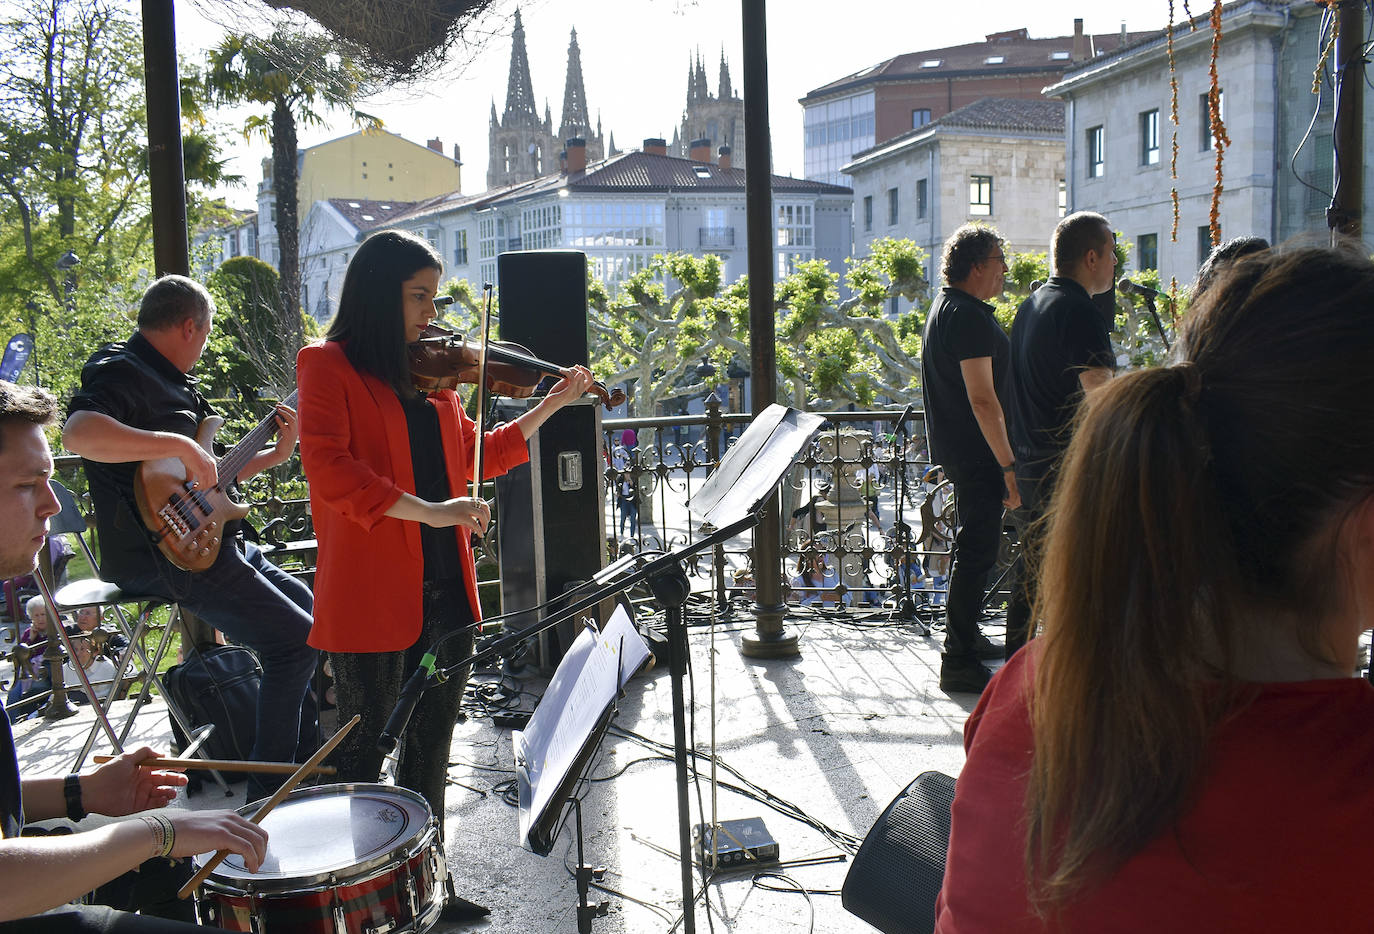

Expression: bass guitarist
xmin=62 ymin=275 xmax=316 ymax=801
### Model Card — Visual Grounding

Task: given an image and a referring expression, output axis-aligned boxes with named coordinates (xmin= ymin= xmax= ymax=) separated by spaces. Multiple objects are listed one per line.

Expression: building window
xmin=912 ymin=108 xmax=931 ymax=129
xmin=453 ymin=229 xmax=468 ymax=266
xmin=1058 ymin=178 xmax=1067 ymax=217
xmin=863 ymin=195 xmax=873 ymax=231
xmin=887 ymin=187 xmax=899 ymax=225
xmin=916 ymin=178 xmax=928 ymax=219
xmin=776 ymin=203 xmax=813 ymax=247
xmin=1201 ymin=89 xmax=1224 ymax=150
xmin=969 ymin=175 xmax=993 ymax=216
xmin=1087 ymin=126 xmax=1105 ymax=178
xmin=361 ymin=172 xmax=368 ymax=179
xmin=1198 ymin=225 xmax=1214 ymax=266
xmin=1137 ymin=233 xmax=1158 ymax=271
xmin=1140 ymin=109 xmax=1160 ymax=165
xmin=521 ymin=203 xmax=563 ymax=251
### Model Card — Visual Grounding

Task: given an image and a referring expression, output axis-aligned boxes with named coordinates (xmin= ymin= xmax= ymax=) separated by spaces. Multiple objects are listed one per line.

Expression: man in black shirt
xmin=0 ymin=379 xmax=267 ymax=930
xmin=1005 ymin=212 xmax=1118 ymax=655
xmin=921 ymin=225 xmax=1020 ymax=695
xmin=63 ymin=276 xmax=316 ymax=800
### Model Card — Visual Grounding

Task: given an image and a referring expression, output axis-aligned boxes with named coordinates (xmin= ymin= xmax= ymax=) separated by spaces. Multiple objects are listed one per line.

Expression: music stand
xmin=513 ymin=604 xmax=648 ymax=931
xmin=426 ymin=404 xmax=824 ymax=933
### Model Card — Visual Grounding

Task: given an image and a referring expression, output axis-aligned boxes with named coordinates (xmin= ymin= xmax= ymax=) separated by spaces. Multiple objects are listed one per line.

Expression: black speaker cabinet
xmin=493 ymin=250 xmax=605 ymax=669
xmin=497 ymin=249 xmax=590 ymax=367
xmin=841 ymin=770 xmax=957 ymax=934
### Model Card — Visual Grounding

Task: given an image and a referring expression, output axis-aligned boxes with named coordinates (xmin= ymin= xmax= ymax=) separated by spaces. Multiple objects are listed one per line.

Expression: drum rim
xmin=198 ymin=783 xmax=437 ymax=891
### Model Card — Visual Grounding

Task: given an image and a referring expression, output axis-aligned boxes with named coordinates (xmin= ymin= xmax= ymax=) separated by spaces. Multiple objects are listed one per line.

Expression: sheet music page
xmin=514 ymin=605 xmax=649 ymax=850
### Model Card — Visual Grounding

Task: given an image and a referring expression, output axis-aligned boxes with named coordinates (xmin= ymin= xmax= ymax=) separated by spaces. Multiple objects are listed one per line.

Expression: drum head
xmin=204 ymin=783 xmax=433 ymax=889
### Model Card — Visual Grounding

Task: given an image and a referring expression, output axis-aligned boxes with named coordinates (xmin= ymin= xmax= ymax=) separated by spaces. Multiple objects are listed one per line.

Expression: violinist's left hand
xmin=542 ymin=365 xmax=594 ymax=410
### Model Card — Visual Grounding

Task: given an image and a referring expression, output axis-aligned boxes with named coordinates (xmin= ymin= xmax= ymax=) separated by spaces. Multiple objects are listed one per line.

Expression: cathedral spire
xmin=501 ymin=8 xmax=540 ymax=127
xmin=560 ymin=27 xmax=592 ymax=141
xmin=718 ymin=46 xmax=733 ymax=100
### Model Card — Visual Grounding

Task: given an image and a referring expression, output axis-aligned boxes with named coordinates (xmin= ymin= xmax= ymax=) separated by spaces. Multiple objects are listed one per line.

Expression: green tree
xmin=205 ymin=30 xmax=376 ymax=355
xmin=204 ymin=256 xmax=294 ymax=399
xmin=0 ymin=0 xmax=152 ymax=323
xmin=586 ymin=239 xmax=929 ymax=416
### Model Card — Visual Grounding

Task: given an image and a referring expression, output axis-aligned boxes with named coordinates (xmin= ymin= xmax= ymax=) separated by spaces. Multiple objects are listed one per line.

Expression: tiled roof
xmin=326 ymin=197 xmax=419 ymax=231
xmin=845 ymin=98 xmax=1065 ymax=169
xmin=495 ymin=150 xmax=851 ymax=201
xmin=932 ymin=97 xmax=1064 ymax=134
xmin=803 ymin=28 xmax=1156 ymax=100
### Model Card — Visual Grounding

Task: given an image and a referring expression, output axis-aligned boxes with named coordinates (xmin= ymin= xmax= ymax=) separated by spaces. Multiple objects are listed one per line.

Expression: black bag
xmin=164 ymin=645 xmax=263 ymax=791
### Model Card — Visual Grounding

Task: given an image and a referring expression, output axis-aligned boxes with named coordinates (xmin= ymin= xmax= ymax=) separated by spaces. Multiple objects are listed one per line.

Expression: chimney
xmin=689 ymin=137 xmax=711 ymax=162
xmin=1072 ymin=18 xmax=1088 ymax=62
xmin=717 ymin=145 xmax=732 ymax=171
xmin=452 ymin=143 xmax=462 ymax=164
xmin=565 ymin=137 xmax=587 ymax=174
xmin=1120 ymin=20 xmax=1128 ymax=44
xmin=427 ymin=137 xmax=443 ymax=153
xmin=643 ymin=137 xmax=668 ymax=156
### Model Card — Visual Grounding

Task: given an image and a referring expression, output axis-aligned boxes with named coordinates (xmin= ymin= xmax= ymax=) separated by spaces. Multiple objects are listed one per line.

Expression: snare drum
xmin=196 ymin=783 xmax=446 ymax=934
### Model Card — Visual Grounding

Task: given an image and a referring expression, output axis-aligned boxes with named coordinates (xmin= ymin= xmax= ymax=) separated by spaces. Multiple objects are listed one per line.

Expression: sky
xmin=175 ymin=0 xmax=1165 ymax=209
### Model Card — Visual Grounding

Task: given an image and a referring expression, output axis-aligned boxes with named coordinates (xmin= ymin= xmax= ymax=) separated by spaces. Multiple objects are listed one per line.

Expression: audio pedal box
xmin=694 ymin=817 xmax=779 ymax=869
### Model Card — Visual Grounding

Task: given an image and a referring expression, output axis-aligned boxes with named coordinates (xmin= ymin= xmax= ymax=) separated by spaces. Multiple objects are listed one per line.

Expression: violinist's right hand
xmin=425 ymin=497 xmax=491 ymax=535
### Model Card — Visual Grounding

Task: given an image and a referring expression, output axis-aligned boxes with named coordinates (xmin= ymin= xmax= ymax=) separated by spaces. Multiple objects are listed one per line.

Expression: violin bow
xmin=470 ymin=283 xmax=494 ymax=502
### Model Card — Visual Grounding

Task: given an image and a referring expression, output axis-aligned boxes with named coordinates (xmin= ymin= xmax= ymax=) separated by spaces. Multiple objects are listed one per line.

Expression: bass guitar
xmin=134 ymin=391 xmax=298 ymax=572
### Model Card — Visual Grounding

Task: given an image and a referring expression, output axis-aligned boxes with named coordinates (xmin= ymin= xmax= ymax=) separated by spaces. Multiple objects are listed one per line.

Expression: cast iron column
xmin=143 ymin=0 xmax=190 ymax=276
xmin=739 ymin=0 xmax=799 ymax=658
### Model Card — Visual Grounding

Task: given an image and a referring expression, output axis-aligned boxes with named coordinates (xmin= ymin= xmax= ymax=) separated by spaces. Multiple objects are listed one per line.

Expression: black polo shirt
xmin=920 ymin=287 xmax=1010 ymax=472
xmin=1007 ymin=277 xmax=1115 ymax=464
xmin=0 ymin=702 xmax=21 ymax=838
xmin=67 ymin=332 xmax=217 ymax=583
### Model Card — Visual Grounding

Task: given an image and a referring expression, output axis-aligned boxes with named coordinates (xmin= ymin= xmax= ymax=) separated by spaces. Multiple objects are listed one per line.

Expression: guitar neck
xmin=216 ymin=390 xmax=299 ymax=488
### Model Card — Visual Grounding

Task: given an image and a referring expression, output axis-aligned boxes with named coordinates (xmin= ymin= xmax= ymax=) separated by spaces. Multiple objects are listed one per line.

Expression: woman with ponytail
xmin=935 ymin=245 xmax=1374 ymax=932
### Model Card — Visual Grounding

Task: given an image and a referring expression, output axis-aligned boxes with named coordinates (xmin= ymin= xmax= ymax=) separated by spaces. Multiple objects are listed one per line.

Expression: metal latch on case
xmin=557 ymin=451 xmax=582 ymax=491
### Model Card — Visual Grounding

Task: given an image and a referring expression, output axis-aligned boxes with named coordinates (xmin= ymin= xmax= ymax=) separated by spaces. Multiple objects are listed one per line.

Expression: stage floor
xmin=14 ymin=609 xmax=985 ymax=933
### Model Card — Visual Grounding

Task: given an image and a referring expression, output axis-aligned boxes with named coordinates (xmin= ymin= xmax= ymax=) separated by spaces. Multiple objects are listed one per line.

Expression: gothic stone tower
xmin=675 ymin=48 xmax=745 ymax=170
xmin=489 ymin=11 xmax=605 ymax=188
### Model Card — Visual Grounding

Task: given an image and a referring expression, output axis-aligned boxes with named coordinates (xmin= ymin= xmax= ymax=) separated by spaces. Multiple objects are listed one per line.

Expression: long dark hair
xmin=1025 ymin=244 xmax=1374 ymax=909
xmin=325 ymin=229 xmax=442 ymax=394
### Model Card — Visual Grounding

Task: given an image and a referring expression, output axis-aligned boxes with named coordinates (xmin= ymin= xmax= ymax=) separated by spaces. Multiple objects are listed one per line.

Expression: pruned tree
xmin=587 ymin=239 xmax=929 ymax=416
xmin=205 ymin=29 xmax=376 ymax=354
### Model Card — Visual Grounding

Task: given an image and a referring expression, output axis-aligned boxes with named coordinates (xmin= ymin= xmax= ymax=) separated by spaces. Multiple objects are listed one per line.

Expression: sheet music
xmin=514 ymin=605 xmax=649 ymax=851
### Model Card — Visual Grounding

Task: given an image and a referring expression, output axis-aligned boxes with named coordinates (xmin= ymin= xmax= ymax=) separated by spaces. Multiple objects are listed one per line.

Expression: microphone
xmin=1117 ymin=277 xmax=1163 ymax=300
xmin=432 ymin=295 xmax=455 ymax=309
xmin=1029 ymin=279 xmax=1044 ymax=293
xmin=377 ymin=652 xmax=436 ymax=754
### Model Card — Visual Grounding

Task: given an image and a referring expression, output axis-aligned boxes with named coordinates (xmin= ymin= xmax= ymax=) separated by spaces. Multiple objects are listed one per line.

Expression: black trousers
xmin=941 ymin=463 xmax=1006 ymax=662
xmin=1005 ymin=462 xmax=1055 ymax=658
xmin=328 ymin=578 xmax=475 ymax=830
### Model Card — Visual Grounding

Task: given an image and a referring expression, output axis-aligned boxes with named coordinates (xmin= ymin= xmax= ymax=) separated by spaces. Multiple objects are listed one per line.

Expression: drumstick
xmin=92 ymin=755 xmax=337 ymax=776
xmin=177 ymin=714 xmax=359 ymax=900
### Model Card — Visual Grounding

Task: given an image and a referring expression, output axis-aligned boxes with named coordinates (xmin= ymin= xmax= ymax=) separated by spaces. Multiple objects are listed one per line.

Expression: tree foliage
xmin=586 ymin=239 xmax=930 ymax=416
xmin=203 ymin=256 xmax=300 ymax=399
xmin=0 ymin=0 xmax=152 ymax=321
xmin=205 ymin=29 xmax=377 ymax=356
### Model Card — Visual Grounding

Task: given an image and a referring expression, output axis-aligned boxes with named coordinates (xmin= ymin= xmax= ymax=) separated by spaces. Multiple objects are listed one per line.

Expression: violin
xmin=407 ymin=323 xmax=626 ymax=409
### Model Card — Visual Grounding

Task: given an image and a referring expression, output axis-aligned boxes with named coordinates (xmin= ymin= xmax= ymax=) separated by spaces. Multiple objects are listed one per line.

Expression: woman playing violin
xmin=296 ymin=229 xmax=591 ymax=919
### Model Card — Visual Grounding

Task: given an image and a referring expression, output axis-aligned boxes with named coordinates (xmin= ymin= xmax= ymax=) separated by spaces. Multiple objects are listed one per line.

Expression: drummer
xmin=0 ymin=380 xmax=267 ymax=930
xmin=297 ymin=229 xmax=593 ymax=921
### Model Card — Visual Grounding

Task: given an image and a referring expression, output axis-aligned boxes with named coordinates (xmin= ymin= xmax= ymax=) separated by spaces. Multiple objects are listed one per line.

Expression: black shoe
xmin=970 ymin=633 xmax=1004 ymax=661
xmin=939 ymin=657 xmax=992 ymax=695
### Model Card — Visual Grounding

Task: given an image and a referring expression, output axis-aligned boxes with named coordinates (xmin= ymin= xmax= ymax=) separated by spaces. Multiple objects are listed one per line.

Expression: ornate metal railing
xmin=44 ymin=400 xmax=1016 ymax=626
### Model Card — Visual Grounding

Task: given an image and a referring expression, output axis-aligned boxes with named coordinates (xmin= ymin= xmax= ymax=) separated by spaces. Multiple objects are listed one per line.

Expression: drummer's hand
xmin=426 ymin=497 xmax=491 ymax=535
xmin=542 ymin=365 xmax=594 ymax=410
xmin=83 ymin=746 xmax=188 ymax=817
xmin=167 ymin=810 xmax=269 ymax=872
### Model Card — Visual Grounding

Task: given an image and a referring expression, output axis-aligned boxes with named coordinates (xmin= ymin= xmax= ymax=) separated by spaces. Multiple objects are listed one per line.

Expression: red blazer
xmin=296 ymin=340 xmax=530 ymax=652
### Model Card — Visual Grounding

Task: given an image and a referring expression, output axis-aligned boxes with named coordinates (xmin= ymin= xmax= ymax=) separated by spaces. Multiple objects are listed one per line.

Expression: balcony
xmin=697 ymin=226 xmax=735 ymax=249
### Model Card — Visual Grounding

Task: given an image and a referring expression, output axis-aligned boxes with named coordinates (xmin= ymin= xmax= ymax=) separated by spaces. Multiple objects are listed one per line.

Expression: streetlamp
xmin=56 ymin=251 xmax=80 ymax=315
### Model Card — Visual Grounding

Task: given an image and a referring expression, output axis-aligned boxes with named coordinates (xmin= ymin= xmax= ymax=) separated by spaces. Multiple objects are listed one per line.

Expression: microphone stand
xmin=392 ymin=512 xmax=759 ymax=934
xmin=1141 ymin=293 xmax=1171 ymax=351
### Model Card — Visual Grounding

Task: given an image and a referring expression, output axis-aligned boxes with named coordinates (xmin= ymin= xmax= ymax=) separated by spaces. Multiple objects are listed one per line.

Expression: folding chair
xmin=43 ymin=481 xmax=229 ymax=792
